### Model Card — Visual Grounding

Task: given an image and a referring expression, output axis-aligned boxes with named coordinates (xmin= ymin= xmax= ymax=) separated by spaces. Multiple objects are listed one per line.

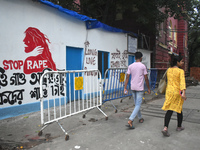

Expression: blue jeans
xmin=129 ymin=90 xmax=144 ymax=121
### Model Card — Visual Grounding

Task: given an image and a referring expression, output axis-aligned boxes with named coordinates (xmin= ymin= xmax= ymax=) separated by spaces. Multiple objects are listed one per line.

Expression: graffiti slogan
xmin=0 ymin=27 xmax=59 ymax=106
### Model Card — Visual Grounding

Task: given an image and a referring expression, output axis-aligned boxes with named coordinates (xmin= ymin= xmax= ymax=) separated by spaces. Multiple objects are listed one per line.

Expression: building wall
xmin=155 ymin=11 xmax=188 ymax=75
xmin=167 ymin=17 xmax=178 ymax=54
xmin=190 ymin=67 xmax=200 ymax=81
xmin=86 ymin=29 xmax=128 ymax=70
xmin=178 ymin=18 xmax=189 ymax=73
xmin=0 ymin=0 xmax=130 ymax=119
xmin=0 ymin=0 xmax=86 ymax=108
xmin=138 ymin=49 xmax=152 ymax=69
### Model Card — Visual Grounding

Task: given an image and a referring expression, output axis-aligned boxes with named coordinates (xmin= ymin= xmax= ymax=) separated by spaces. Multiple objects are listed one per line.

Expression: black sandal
xmin=139 ymin=118 xmax=144 ymax=123
xmin=125 ymin=124 xmax=135 ymax=129
xmin=161 ymin=130 xmax=170 ymax=137
xmin=125 ymin=120 xmax=135 ymax=129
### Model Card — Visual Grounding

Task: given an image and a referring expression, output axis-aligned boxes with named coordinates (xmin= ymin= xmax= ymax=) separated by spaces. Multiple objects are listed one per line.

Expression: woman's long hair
xmin=24 ymin=27 xmax=51 ymax=60
xmin=170 ymin=54 xmax=183 ymax=67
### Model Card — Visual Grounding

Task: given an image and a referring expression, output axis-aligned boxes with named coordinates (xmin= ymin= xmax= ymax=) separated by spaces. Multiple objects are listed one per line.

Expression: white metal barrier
xmin=38 ymin=70 xmax=107 ymax=141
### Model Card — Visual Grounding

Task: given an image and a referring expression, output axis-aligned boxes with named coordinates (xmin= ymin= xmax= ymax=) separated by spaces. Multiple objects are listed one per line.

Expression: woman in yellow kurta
xmin=161 ymin=54 xmax=186 ymax=137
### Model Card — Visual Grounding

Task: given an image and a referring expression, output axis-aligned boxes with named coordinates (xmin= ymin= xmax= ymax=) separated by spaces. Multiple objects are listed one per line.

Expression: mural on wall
xmin=0 ymin=67 xmax=65 ymax=105
xmin=0 ymin=27 xmax=62 ymax=106
xmin=0 ymin=28 xmax=129 ymax=107
xmin=111 ymin=49 xmax=128 ymax=68
xmin=0 ymin=67 xmax=7 ymax=89
xmin=0 ymin=67 xmax=25 ymax=105
xmin=23 ymin=27 xmax=57 ymax=74
xmin=84 ymin=41 xmax=98 ymax=76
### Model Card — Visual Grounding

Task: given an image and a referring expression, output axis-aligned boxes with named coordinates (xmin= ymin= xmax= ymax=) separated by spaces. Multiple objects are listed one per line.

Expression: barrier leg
xmin=152 ymin=90 xmax=157 ymax=94
xmin=120 ymin=96 xmax=131 ymax=103
xmin=97 ymin=106 xmax=108 ymax=120
xmin=38 ymin=124 xmax=48 ymax=136
xmin=82 ymin=109 xmax=91 ymax=118
xmin=110 ymin=101 xmax=118 ymax=113
xmin=143 ymin=92 xmax=147 ymax=104
xmin=57 ymin=121 xmax=69 ymax=141
xmin=143 ymin=99 xmax=146 ymax=104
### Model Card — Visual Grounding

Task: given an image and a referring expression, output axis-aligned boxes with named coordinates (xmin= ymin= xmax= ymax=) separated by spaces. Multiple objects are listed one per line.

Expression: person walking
xmin=124 ymin=52 xmax=151 ymax=129
xmin=161 ymin=54 xmax=186 ymax=137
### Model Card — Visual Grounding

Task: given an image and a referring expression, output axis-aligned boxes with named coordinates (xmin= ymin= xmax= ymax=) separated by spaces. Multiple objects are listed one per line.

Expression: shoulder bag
xmin=157 ymin=70 xmax=167 ymax=94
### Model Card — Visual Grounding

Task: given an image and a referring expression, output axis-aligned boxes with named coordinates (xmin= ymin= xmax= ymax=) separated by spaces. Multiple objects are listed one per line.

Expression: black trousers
xmin=164 ymin=110 xmax=183 ymax=128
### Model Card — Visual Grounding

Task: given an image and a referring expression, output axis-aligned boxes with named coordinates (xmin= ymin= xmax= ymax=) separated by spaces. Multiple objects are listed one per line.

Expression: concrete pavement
xmin=0 ymin=85 xmax=200 ymax=150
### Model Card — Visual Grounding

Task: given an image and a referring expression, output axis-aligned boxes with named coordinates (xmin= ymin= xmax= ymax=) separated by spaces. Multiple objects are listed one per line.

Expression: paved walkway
xmin=0 ymin=85 xmax=200 ymax=150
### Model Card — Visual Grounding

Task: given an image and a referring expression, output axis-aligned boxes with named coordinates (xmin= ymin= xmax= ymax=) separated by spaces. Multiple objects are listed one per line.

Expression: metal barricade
xmin=149 ymin=68 xmax=158 ymax=94
xmin=103 ymin=68 xmax=158 ymax=111
xmin=143 ymin=68 xmax=158 ymax=103
xmin=144 ymin=68 xmax=158 ymax=94
xmin=102 ymin=68 xmax=131 ymax=112
xmin=38 ymin=70 xmax=107 ymax=141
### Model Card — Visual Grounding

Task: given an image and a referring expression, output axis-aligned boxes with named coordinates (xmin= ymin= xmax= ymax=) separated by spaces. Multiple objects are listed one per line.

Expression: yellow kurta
xmin=162 ymin=68 xmax=186 ymax=113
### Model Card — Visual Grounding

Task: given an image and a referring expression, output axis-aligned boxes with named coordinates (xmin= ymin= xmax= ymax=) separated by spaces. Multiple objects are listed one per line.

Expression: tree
xmin=48 ymin=0 xmax=193 ymax=32
xmin=48 ymin=0 xmax=79 ymax=11
xmin=188 ymin=0 xmax=200 ymax=67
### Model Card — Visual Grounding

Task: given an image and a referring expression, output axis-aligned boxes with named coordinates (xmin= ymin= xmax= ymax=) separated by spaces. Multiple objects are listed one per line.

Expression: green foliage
xmin=188 ymin=0 xmax=200 ymax=67
xmin=48 ymin=0 xmax=193 ymax=24
xmin=48 ymin=0 xmax=194 ymax=36
xmin=48 ymin=0 xmax=80 ymax=12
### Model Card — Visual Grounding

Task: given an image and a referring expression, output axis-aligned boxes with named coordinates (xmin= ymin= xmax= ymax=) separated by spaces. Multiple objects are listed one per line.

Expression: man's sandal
xmin=125 ymin=120 xmax=135 ymax=129
xmin=125 ymin=124 xmax=135 ymax=129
